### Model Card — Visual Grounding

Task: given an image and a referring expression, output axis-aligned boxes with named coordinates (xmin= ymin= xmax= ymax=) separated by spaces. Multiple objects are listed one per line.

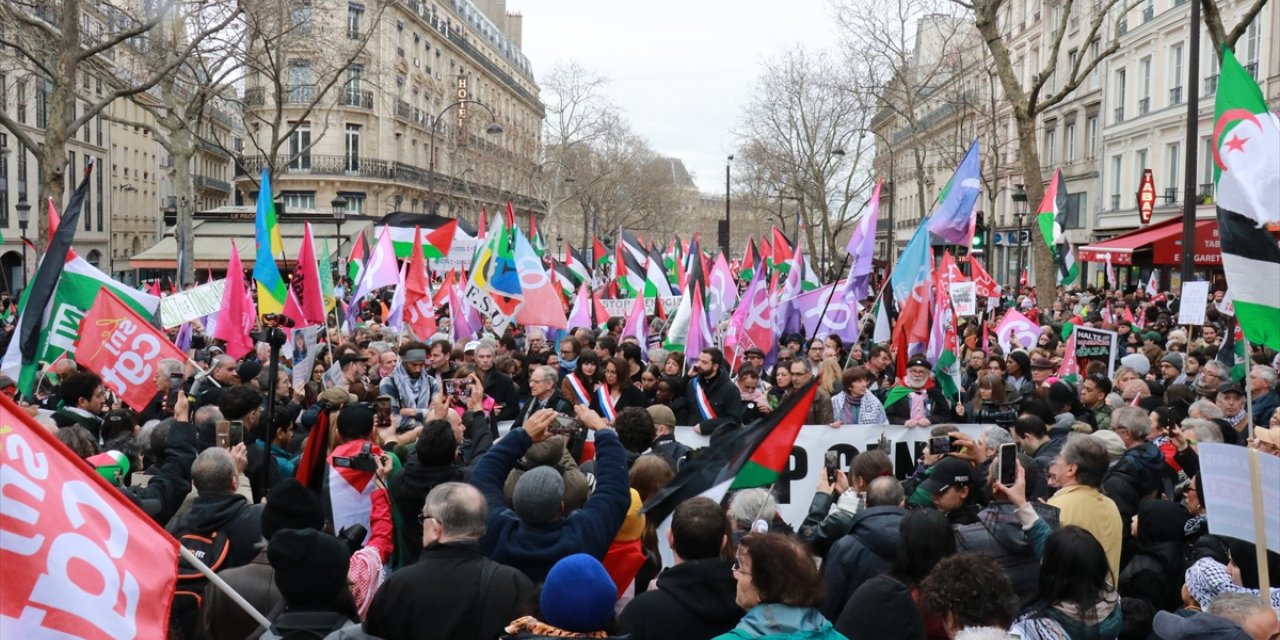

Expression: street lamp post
xmin=16 ymin=198 xmax=30 ymax=293
xmin=1012 ymin=183 xmax=1028 ymax=294
xmin=331 ymin=194 xmax=348 ymax=257
xmin=427 ymin=99 xmax=503 ymax=216
xmin=723 ymin=155 xmax=733 ymax=257
xmin=556 ymin=233 xmax=563 ymax=257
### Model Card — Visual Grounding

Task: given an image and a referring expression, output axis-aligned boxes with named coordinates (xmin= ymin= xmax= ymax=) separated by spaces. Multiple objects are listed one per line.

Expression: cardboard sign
xmin=1199 ymin=443 xmax=1280 ymax=553
xmin=158 ymin=279 xmax=227 ymax=329
xmin=75 ymin=289 xmax=189 ymax=412
xmin=950 ymin=282 xmax=977 ymax=316
xmin=1073 ymin=326 xmax=1119 ymax=378
xmin=0 ymin=394 xmax=180 ymax=639
xmin=1138 ymin=168 xmax=1156 ymax=225
xmin=1177 ymin=281 xmax=1211 ymax=326
xmin=290 ymin=326 xmax=326 ymax=389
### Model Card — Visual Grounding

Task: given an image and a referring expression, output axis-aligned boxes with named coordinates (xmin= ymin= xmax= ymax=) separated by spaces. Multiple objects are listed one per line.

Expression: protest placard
xmin=1073 ymin=326 xmax=1118 ymax=378
xmin=1199 ymin=443 xmax=1280 ymax=553
xmin=159 ymin=279 xmax=226 ymax=328
xmin=950 ymin=282 xmax=977 ymax=316
xmin=1178 ymin=281 xmax=1210 ymax=326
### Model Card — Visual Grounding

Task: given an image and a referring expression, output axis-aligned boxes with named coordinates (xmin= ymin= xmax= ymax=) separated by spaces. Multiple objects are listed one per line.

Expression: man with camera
xmin=327 ymin=404 xmax=396 ymax=546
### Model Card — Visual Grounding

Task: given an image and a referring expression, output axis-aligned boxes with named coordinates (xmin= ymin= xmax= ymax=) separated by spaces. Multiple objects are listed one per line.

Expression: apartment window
xmin=96 ymin=157 xmax=104 ymax=230
xmin=16 ymin=144 xmax=27 ymax=201
xmin=16 ymin=78 xmax=25 ymax=124
xmin=338 ymin=191 xmax=365 ymax=215
xmin=1044 ymin=127 xmax=1056 ymax=165
xmin=36 ymin=81 xmax=50 ymax=129
xmin=288 ymin=59 xmax=313 ymax=103
xmin=0 ymin=74 xmax=5 ymax=113
xmin=344 ymin=124 xmax=361 ymax=171
xmin=1169 ymin=44 xmax=1184 ymax=105
xmin=1200 ymin=136 xmax=1214 ymax=188
xmin=1111 ymin=154 xmax=1124 ymax=209
xmin=1087 ymin=115 xmax=1098 ymax=158
xmin=290 ymin=1 xmax=313 ymax=34
xmin=1113 ymin=69 xmax=1126 ymax=122
xmin=1136 ymin=148 xmax=1148 ymax=175
xmin=1165 ymin=143 xmax=1180 ymax=200
xmin=1064 ymin=192 xmax=1086 ymax=229
xmin=1089 ymin=40 xmax=1102 ymax=90
xmin=1243 ymin=17 xmax=1260 ymax=75
xmin=96 ymin=115 xmax=103 ymax=146
xmin=0 ymin=134 xmax=7 ymax=228
xmin=288 ymin=122 xmax=311 ymax=170
xmin=281 ymin=191 xmax=316 ymax=210
xmin=1139 ymin=57 xmax=1151 ymax=114
xmin=1065 ymin=121 xmax=1077 ymax=162
xmin=347 ymin=3 xmax=364 ymax=39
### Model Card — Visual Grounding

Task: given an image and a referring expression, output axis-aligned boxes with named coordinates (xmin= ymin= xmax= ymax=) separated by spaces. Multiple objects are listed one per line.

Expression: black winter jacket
xmin=819 ymin=505 xmax=906 ymax=620
xmin=166 ymin=491 xmax=264 ymax=569
xmin=618 ymin=558 xmax=742 ymax=640
xmin=955 ymin=501 xmax=1061 ymax=607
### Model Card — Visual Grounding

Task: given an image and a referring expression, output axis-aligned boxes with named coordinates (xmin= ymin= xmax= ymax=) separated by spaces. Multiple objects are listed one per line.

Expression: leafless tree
xmin=538 ymin=61 xmax=620 ymax=243
xmin=1201 ymin=0 xmax=1271 ymax=61
xmin=0 ymin=0 xmax=238 ymax=250
xmin=733 ymin=48 xmax=877 ymax=275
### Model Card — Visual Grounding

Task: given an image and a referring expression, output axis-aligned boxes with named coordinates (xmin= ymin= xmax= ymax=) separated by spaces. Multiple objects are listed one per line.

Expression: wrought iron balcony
xmin=194 ymin=175 xmax=232 ymax=194
xmin=1169 ymin=86 xmax=1183 ymax=105
xmin=342 ymin=89 xmax=374 ymax=110
xmin=1204 ymin=75 xmax=1218 ymax=94
xmin=1138 ymin=97 xmax=1150 ymax=115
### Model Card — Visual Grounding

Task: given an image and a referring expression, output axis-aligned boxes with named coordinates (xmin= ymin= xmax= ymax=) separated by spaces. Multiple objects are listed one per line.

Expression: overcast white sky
xmin=506 ymin=0 xmax=843 ymax=193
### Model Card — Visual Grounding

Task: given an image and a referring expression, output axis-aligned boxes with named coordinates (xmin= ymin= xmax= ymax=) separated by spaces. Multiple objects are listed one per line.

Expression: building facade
xmin=235 ymin=0 xmax=544 ymax=225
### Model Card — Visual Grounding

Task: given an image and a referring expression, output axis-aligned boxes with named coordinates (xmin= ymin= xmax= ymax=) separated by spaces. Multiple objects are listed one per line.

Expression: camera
xmin=975 ymin=407 xmax=1019 ymax=425
xmin=336 ymin=524 xmax=368 ymax=553
xmin=332 ymin=441 xmax=379 ymax=472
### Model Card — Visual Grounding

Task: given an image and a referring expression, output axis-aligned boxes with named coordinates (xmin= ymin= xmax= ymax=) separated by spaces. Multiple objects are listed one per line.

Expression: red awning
xmin=1078 ymin=216 xmax=1221 ymax=266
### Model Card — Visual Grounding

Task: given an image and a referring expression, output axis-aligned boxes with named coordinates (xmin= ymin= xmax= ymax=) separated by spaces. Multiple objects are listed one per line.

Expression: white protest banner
xmin=1073 ymin=326 xmax=1119 ymax=378
xmin=432 ymin=229 xmax=480 ymax=272
xmin=600 ymin=296 xmax=683 ymax=318
xmin=158 ymin=279 xmax=227 ymax=328
xmin=1178 ymin=281 xmax=1210 ymax=326
xmin=1199 ymin=443 xmax=1280 ymax=553
xmin=463 ymin=281 xmax=515 ymax=335
xmin=949 ymin=282 xmax=977 ymax=316
xmin=1218 ymin=289 xmax=1236 ymax=317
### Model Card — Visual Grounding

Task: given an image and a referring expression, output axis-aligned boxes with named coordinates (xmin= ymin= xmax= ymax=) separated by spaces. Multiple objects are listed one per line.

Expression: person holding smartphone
xmin=140 ymin=359 xmax=186 ymax=423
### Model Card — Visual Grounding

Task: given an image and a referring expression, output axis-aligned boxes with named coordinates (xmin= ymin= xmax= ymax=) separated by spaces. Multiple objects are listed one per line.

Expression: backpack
xmin=261 ymin=611 xmax=355 ymax=640
xmin=171 ymin=529 xmax=232 ymax=635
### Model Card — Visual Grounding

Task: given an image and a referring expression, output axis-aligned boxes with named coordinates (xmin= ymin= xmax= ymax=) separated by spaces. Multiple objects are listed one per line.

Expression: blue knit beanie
xmin=539 ymin=554 xmax=617 ymax=633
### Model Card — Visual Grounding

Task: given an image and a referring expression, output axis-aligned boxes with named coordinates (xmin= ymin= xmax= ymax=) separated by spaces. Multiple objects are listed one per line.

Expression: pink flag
xmin=405 ymin=227 xmax=438 ymax=340
xmin=969 ymin=258 xmax=1002 ymax=299
xmin=294 ymin=222 xmax=327 ymax=325
xmin=621 ymin=296 xmax=647 ymax=346
xmin=351 ymin=225 xmax=400 ymax=302
xmin=448 ymin=283 xmax=480 ymax=343
xmin=724 ymin=267 xmax=774 ymax=366
xmin=1057 ymin=331 xmax=1080 ymax=381
xmin=213 ymin=241 xmax=255 ymax=359
xmin=513 ymin=228 xmax=568 ymax=329
xmin=567 ymin=284 xmax=594 ymax=329
xmin=994 ymin=308 xmax=1038 ymax=354
xmin=706 ymin=252 xmax=738 ymax=326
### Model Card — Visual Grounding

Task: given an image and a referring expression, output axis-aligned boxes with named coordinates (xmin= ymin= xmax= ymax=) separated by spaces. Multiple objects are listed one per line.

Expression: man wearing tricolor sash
xmin=687 ymin=347 xmax=744 ymax=434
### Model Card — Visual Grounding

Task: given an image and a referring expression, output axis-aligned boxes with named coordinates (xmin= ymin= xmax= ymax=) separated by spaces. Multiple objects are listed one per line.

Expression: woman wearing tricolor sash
xmin=592 ymin=356 xmax=647 ymax=424
xmin=561 ymin=351 xmax=602 ymax=407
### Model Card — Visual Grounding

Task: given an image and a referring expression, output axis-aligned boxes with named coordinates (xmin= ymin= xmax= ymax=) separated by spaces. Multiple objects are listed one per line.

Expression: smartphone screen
xmin=215 ymin=420 xmax=231 ymax=449
xmin=824 ymin=451 xmax=839 ymax=483
xmin=999 ymin=442 xmax=1018 ymax=486
xmin=929 ymin=435 xmax=952 ymax=455
xmin=229 ymin=421 xmax=244 ymax=446
xmin=167 ymin=373 xmax=184 ymax=410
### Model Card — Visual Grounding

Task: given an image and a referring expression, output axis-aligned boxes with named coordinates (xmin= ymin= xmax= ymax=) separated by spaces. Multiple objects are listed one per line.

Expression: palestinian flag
xmin=640 ymin=379 xmax=820 ymax=525
xmin=1035 ymin=168 xmax=1080 ymax=286
xmin=664 ymin=236 xmax=684 ymax=290
xmin=1213 ymin=46 xmax=1280 ymax=351
xmin=930 ymin=291 xmax=961 ymax=400
xmin=593 ymin=237 xmax=610 ymax=266
xmin=617 ymin=229 xmax=648 ymax=297
xmin=1057 ymin=330 xmax=1080 ymax=384
xmin=1217 ymin=315 xmax=1248 ymax=382
xmin=739 ymin=238 xmax=759 ymax=282
xmin=377 ymin=214 xmax=459 ymax=259
xmin=768 ymin=227 xmax=794 ymax=274
xmin=529 ymin=215 xmax=548 ymax=258
xmin=347 ymin=229 xmax=370 ymax=284
xmin=565 ymin=243 xmax=591 ymax=285
xmin=551 ymin=258 xmax=579 ymax=298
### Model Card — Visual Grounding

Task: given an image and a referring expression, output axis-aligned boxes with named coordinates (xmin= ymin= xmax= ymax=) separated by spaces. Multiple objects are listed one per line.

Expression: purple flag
xmin=622 ymin=296 xmax=647 ymax=348
xmin=684 ymin=283 xmax=713 ymax=366
xmin=792 ymin=281 xmax=861 ymax=344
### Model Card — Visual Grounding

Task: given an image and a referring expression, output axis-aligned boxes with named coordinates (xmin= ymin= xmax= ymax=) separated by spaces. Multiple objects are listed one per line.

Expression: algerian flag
xmin=1 ymin=256 xmax=161 ymax=392
xmin=319 ymin=238 xmax=337 ymax=312
xmin=1213 ymin=46 xmax=1280 ymax=351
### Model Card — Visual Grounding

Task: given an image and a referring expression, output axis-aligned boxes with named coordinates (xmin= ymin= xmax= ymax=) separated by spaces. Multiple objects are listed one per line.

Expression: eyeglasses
xmin=731 ymin=559 xmax=751 ymax=576
xmin=417 ymin=512 xmax=437 ymax=525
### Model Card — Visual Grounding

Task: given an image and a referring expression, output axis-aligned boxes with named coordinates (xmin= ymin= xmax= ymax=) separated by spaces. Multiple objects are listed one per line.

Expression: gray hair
xmin=865 ymin=476 xmax=905 ymax=508
xmin=1207 ymin=592 xmax=1273 ymax=625
xmin=158 ymin=358 xmax=184 ymax=378
xmin=534 ymin=365 xmax=559 ymax=388
xmin=1060 ymin=432 xmax=1109 ymax=488
xmin=728 ymin=488 xmax=777 ymax=529
xmin=526 ymin=328 xmax=546 ymax=341
xmin=424 ymin=482 xmax=487 ymax=540
xmin=211 ymin=354 xmax=236 ymax=371
xmin=789 ymin=358 xmax=813 ymax=374
xmin=648 ymin=347 xmax=670 ymax=365
xmin=192 ymin=447 xmax=237 ymax=494
xmin=475 ymin=339 xmax=497 ymax=356
xmin=1200 ymin=360 xmax=1230 ymax=380
xmin=1189 ymin=399 xmax=1224 ymax=420
xmin=1252 ymin=365 xmax=1277 ymax=389
xmin=367 ymin=341 xmax=391 ymax=355
xmin=982 ymin=426 xmax=1016 ymax=450
xmin=1111 ymin=406 xmax=1150 ymax=440
xmin=194 ymin=405 xmax=223 ymax=438
xmin=1181 ymin=418 xmax=1223 ymax=444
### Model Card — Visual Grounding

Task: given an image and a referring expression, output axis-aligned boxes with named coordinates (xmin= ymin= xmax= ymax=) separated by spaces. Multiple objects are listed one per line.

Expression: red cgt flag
xmin=0 ymin=393 xmax=179 ymax=638
xmin=74 ymin=288 xmax=188 ymax=413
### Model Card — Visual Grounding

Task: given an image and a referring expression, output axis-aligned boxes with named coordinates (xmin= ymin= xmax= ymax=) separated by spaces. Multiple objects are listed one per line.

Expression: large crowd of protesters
xmin=6 ymin=281 xmax=1280 ymax=640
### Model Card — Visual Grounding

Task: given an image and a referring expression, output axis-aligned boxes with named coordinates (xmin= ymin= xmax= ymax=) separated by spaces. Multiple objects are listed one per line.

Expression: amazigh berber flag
xmin=1213 ymin=47 xmax=1280 ymax=351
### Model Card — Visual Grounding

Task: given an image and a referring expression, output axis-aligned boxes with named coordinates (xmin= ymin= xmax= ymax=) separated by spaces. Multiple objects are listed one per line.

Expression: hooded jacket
xmin=166 ymin=491 xmax=264 ymax=569
xmin=473 ymin=427 xmax=631 ymax=583
xmin=955 ymin=501 xmax=1061 ymax=608
xmin=713 ymin=604 xmax=841 ymax=640
xmin=619 ymin=558 xmax=742 ymax=640
xmin=1119 ymin=499 xmax=1189 ymax=612
xmin=834 ymin=575 xmax=925 ymax=640
xmin=819 ymin=505 xmax=907 ymax=620
xmin=1103 ymin=442 xmax=1175 ymax=532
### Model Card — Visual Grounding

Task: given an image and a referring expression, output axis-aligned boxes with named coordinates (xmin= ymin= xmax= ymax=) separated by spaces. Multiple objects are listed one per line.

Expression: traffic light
xmin=971 ymin=212 xmax=986 ymax=255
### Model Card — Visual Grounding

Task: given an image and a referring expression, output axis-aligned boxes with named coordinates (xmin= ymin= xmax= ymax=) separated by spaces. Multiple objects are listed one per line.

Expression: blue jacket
xmin=713 ymin=604 xmax=844 ymax=640
xmin=473 ymin=427 xmax=631 ymax=582
xmin=819 ymin=506 xmax=906 ymax=620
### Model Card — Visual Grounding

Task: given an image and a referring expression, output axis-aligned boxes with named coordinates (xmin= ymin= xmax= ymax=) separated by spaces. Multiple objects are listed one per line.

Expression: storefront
xmin=1077 ymin=215 xmax=1224 ymax=292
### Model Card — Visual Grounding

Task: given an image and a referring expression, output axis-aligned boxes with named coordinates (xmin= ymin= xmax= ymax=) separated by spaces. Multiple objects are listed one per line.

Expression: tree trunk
xmin=170 ymin=133 xmax=197 ymax=287
xmin=1012 ymin=116 xmax=1056 ymax=305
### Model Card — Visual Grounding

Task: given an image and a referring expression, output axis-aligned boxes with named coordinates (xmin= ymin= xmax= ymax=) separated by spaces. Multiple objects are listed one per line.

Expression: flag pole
xmin=807 ymin=253 xmax=852 ymax=347
xmin=179 ymin=546 xmax=272 ymax=630
xmin=1242 ymin=334 xmax=1255 ymax=442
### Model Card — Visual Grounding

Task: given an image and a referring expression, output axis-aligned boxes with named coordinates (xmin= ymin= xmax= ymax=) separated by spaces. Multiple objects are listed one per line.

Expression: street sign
xmin=1138 ymin=168 xmax=1156 ymax=225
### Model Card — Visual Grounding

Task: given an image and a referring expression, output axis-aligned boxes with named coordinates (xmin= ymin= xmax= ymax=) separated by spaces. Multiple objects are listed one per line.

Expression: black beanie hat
xmin=238 ymin=360 xmax=263 ymax=384
xmin=261 ymin=479 xmax=324 ymax=541
xmin=268 ymin=529 xmax=352 ymax=607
